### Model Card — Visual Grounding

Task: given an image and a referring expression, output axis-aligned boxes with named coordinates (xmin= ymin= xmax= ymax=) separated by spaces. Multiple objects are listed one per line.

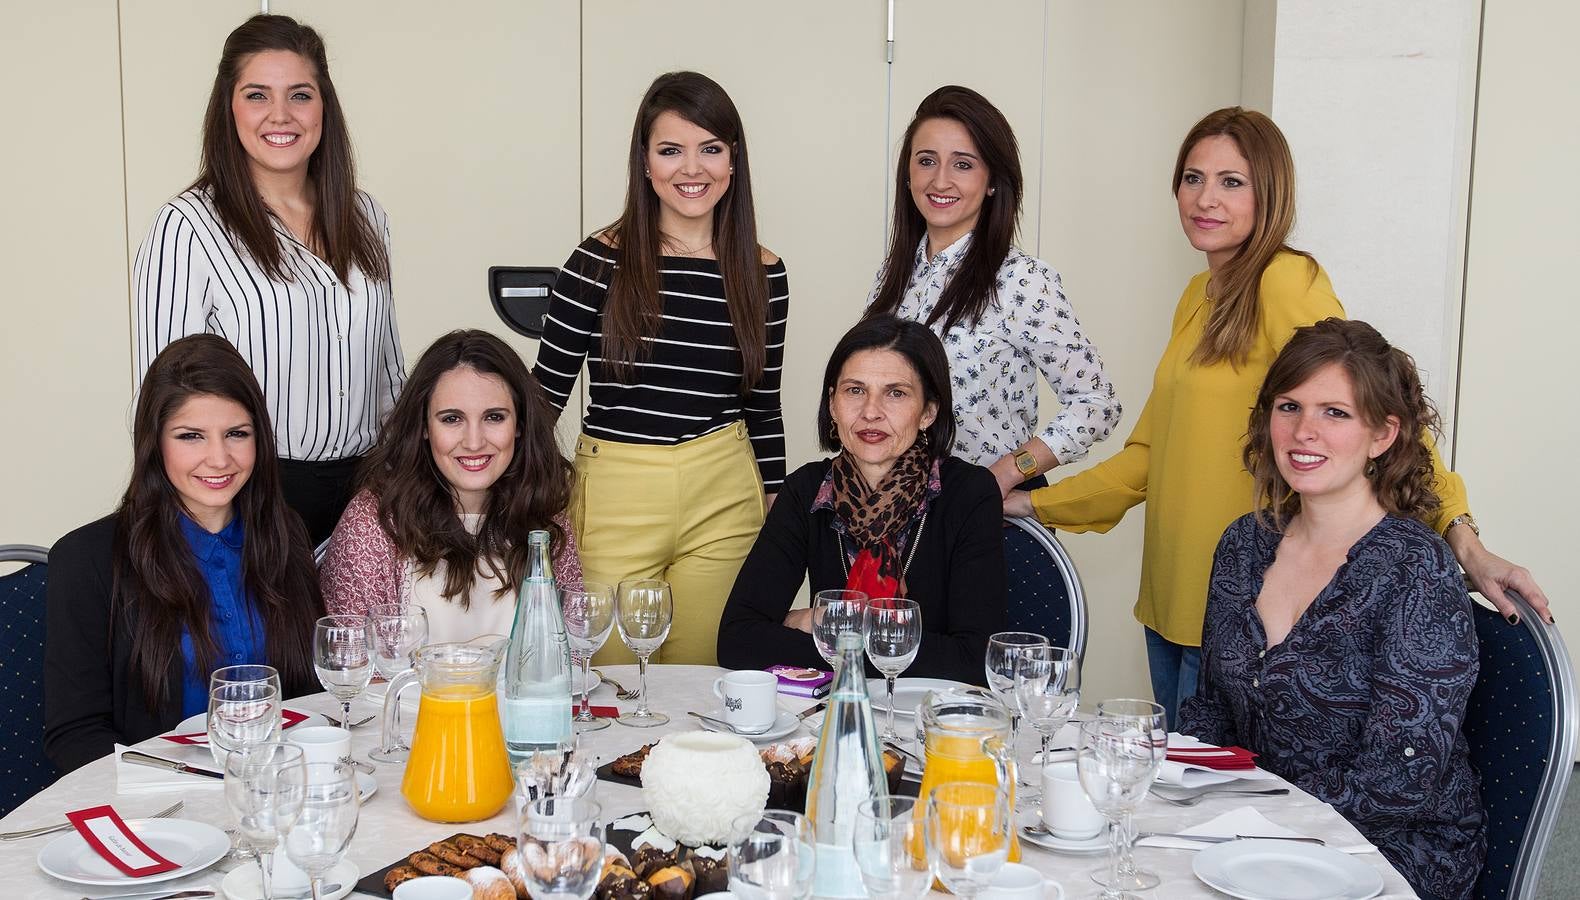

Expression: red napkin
xmin=161 ymin=707 xmax=311 ymax=745
xmin=65 ymin=805 xmax=181 ymax=877
xmin=1167 ymin=745 xmax=1259 ymax=770
xmin=587 ymin=706 xmax=621 ymax=719
xmin=845 ymin=548 xmax=899 ymax=600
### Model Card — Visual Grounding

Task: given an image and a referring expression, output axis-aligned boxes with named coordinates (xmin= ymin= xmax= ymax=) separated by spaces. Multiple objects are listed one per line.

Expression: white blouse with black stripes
xmin=132 ymin=187 xmax=404 ymax=462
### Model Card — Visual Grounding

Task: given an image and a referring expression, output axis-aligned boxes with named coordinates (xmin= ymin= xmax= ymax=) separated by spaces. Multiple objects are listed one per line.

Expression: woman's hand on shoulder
xmin=1002 ymin=490 xmax=1034 ymax=519
xmin=1448 ymin=527 xmax=1552 ymax=624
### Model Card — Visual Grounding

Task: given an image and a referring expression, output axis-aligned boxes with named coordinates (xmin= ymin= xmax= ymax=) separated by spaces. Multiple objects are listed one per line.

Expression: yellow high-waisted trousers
xmin=570 ymin=421 xmax=766 ymax=665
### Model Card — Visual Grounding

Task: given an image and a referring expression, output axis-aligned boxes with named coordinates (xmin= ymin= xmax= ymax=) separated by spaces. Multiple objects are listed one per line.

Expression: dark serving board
xmin=354 ymin=831 xmax=497 ymax=898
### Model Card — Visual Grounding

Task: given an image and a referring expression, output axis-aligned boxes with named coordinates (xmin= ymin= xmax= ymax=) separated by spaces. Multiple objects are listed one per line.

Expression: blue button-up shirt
xmin=178 ymin=515 xmax=267 ymax=716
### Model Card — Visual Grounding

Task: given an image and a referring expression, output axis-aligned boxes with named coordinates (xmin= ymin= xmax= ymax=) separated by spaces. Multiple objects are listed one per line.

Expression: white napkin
xmin=1154 ymin=733 xmax=1278 ymax=789
xmin=114 ymin=743 xmax=226 ymax=794
xmin=1136 ymin=805 xmax=1377 ymax=854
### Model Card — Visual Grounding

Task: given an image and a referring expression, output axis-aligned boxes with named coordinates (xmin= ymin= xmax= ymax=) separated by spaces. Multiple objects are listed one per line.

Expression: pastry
xmin=611 ymin=742 xmax=657 ymax=778
xmin=456 ymin=834 xmax=503 ymax=866
xmin=646 ymin=862 xmax=696 ymax=900
xmin=465 ymin=865 xmax=518 ymax=900
xmin=689 ymin=854 xmax=727 ymax=895
xmin=409 ymin=850 xmax=464 ymax=877
xmin=383 ymin=865 xmax=421 ymax=892
xmin=485 ymin=832 xmax=518 ymax=854
xmin=499 ymin=843 xmax=531 ymax=898
xmin=430 ymin=839 xmax=483 ymax=869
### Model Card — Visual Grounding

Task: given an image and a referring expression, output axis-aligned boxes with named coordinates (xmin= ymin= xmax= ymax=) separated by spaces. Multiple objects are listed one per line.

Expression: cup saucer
xmin=695 ymin=709 xmax=798 ymax=742
xmin=1016 ymin=810 xmax=1108 ymax=855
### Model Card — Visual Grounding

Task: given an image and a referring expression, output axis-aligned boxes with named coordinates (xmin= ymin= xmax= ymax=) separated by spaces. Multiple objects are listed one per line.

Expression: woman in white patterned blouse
xmin=868 ymin=85 xmax=1120 ymax=497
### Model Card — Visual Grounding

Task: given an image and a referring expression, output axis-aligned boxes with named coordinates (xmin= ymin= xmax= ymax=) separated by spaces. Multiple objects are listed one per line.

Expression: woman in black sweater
xmin=716 ymin=316 xmax=1005 ymax=685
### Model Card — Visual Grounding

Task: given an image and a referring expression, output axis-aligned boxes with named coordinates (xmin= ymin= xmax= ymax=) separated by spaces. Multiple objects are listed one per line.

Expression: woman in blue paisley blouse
xmin=1179 ymin=318 xmax=1484 ymax=900
xmin=867 ymin=86 xmax=1120 ymax=496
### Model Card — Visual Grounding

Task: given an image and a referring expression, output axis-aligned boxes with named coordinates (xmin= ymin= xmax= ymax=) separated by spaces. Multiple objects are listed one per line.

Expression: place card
xmin=64 ymin=805 xmax=180 ymax=877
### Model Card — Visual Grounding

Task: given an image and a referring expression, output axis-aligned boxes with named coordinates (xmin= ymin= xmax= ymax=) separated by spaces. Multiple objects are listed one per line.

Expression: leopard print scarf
xmin=829 ymin=441 xmax=932 ymax=582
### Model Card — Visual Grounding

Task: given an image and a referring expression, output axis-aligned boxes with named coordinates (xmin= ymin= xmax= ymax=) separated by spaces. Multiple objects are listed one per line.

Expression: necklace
xmin=837 ymin=511 xmax=928 ymax=582
xmin=662 ymin=235 xmax=713 ymax=256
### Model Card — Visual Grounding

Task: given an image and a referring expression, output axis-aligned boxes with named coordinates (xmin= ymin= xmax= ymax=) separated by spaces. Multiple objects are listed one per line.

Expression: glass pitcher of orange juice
xmin=915 ymin=686 xmax=1020 ymax=864
xmin=380 ymin=638 xmax=512 ymax=822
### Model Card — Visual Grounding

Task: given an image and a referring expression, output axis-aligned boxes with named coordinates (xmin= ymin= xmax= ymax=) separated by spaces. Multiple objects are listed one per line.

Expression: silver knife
xmin=796 ymin=702 xmax=827 ymax=721
xmin=79 ymin=890 xmax=215 ymax=900
xmin=120 ymin=750 xmax=224 ymax=780
xmin=1135 ymin=831 xmax=1325 ymax=845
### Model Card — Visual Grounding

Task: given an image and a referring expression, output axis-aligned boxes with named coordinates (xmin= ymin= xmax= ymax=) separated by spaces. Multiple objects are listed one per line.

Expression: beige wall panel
xmin=1037 ymin=1 xmax=1247 ymax=703
xmin=1456 ymin=2 xmax=1578 ymax=618
xmin=580 ymin=1 xmax=891 ymax=474
xmin=4 ymin=2 xmax=133 ymax=548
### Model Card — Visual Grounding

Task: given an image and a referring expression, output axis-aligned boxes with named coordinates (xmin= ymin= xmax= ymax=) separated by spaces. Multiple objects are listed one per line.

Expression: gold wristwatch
xmin=1447 ymin=513 xmax=1480 ymax=537
xmin=1013 ymin=448 xmax=1040 ymax=479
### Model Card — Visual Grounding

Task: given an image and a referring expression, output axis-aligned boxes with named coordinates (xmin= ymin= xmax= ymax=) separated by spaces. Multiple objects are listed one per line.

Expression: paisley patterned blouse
xmin=869 ymin=235 xmax=1120 ymax=467
xmin=1180 ymin=513 xmax=1485 ymax=900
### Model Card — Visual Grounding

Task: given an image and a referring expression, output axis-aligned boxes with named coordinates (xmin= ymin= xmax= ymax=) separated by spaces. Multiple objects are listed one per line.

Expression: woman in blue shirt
xmin=44 ymin=335 xmax=322 ymax=773
xmin=1180 ymin=318 xmax=1484 ymax=900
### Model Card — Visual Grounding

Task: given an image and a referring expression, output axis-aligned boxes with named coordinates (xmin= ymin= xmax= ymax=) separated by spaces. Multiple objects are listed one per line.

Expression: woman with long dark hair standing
xmin=133 ymin=14 xmax=402 ymax=545
xmin=532 ymin=71 xmax=789 ymax=665
xmin=44 ymin=335 xmax=322 ymax=774
xmin=869 ymin=86 xmax=1120 ymax=495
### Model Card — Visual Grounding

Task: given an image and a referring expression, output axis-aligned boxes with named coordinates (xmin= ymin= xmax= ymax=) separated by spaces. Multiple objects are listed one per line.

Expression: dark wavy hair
xmin=868 ymin=85 xmax=1023 ymax=333
xmin=358 ymin=330 xmax=572 ymax=606
xmin=194 ymin=14 xmax=388 ymax=284
xmin=1244 ymin=318 xmax=1442 ymax=530
xmin=817 ymin=315 xmax=955 ymax=463
xmin=598 ymin=71 xmax=769 ymax=393
xmin=116 ymin=335 xmax=321 ymax=711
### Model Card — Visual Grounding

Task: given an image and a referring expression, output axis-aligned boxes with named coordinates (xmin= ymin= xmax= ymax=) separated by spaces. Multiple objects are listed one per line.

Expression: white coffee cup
xmin=287 ymin=725 xmax=352 ymax=775
xmin=1040 ymin=761 xmax=1104 ymax=839
xmin=393 ymin=875 xmax=474 ymax=900
xmin=980 ymin=862 xmax=1064 ymax=900
xmin=711 ymin=670 xmax=779 ymax=732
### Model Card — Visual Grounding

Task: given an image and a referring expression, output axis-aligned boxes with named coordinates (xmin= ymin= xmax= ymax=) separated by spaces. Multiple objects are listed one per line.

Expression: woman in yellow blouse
xmin=1006 ymin=107 xmax=1548 ymax=726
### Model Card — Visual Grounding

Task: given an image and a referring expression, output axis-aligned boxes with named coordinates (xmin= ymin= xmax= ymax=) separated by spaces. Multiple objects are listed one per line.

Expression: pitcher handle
xmin=379 ymin=666 xmax=421 ymax=753
xmin=981 ymin=735 xmax=1018 ymax=805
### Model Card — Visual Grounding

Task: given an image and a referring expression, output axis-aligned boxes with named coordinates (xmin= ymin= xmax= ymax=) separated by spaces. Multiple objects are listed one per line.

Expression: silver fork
xmin=591 ymin=668 xmax=641 ymax=701
xmin=320 ymin=712 xmax=376 ymax=729
xmin=1 ymin=799 xmax=184 ymax=841
xmin=1152 ymin=787 xmax=1290 ymax=807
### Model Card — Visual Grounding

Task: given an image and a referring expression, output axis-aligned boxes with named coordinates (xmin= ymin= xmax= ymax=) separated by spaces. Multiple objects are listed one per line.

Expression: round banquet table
xmin=0 ymin=665 xmax=1419 ymax=898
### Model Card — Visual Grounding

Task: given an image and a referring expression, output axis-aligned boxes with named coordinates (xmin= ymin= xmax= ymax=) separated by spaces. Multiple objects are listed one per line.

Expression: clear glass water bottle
xmin=806 ymin=631 xmax=886 ymax=898
xmin=501 ymin=530 xmax=573 ymax=761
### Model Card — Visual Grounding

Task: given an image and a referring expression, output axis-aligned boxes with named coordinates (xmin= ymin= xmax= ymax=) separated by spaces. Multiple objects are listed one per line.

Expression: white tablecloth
xmin=0 ymin=665 xmax=1418 ymax=898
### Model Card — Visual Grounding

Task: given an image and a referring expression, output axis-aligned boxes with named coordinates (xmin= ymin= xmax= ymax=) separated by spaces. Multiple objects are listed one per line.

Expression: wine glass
xmin=614 ymin=579 xmax=673 ymax=727
xmin=729 ymin=809 xmax=816 ymax=900
xmin=208 ymin=681 xmax=282 ymax=768
xmin=924 ymin=781 xmax=1011 ymax=900
xmin=283 ymin=763 xmax=359 ymax=900
xmin=811 ymin=589 xmax=868 ymax=668
xmin=985 ymin=632 xmax=1049 ymax=796
xmin=224 ymin=742 xmax=306 ymax=900
xmin=1013 ymin=645 xmax=1082 ymax=787
xmin=212 ymin=664 xmax=282 ymax=696
xmin=517 ymin=797 xmax=606 ymax=900
xmin=1078 ymin=700 xmax=1167 ymax=898
xmin=313 ymin=615 xmax=373 ymax=729
xmin=864 ymin=599 xmax=922 ymax=740
xmin=852 ymin=796 xmax=932 ymax=900
xmin=367 ymin=605 xmax=428 ymax=763
xmin=562 ymin=582 xmax=615 ymax=732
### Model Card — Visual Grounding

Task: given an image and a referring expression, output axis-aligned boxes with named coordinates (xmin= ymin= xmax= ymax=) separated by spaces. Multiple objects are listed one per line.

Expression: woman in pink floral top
xmin=321 ymin=330 xmax=581 ymax=642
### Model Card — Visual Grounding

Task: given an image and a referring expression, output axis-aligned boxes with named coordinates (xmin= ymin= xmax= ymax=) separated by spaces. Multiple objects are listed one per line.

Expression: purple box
xmin=767 ymin=665 xmax=834 ymax=698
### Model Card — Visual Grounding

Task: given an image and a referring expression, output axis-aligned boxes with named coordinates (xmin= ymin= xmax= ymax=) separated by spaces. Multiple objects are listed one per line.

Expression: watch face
xmin=1015 ymin=453 xmax=1037 ymax=475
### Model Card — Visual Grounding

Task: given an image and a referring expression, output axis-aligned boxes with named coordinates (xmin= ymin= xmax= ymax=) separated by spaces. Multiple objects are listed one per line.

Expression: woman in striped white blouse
xmin=132 ymin=15 xmax=403 ymax=545
xmin=533 ymin=71 xmax=789 ymax=666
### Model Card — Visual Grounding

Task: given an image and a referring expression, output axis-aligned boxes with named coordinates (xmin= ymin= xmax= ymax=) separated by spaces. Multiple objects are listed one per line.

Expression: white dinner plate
xmin=1192 ymin=839 xmax=1383 ymax=900
xmin=171 ymin=709 xmax=327 ymax=739
xmin=222 ymin=858 xmax=358 ymax=900
xmin=37 ymin=818 xmax=229 ymax=886
xmin=356 ymin=770 xmax=378 ymax=803
xmin=1016 ymin=810 xmax=1108 ymax=856
xmin=867 ymin=678 xmax=966 ymax=718
xmin=695 ymin=709 xmax=801 ymax=742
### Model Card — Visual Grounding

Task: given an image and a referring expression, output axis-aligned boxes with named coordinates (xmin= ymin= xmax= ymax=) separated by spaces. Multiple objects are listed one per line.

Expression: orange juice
xmin=401 ymin=686 xmax=513 ymax=822
xmin=913 ymin=723 xmax=1021 ymax=872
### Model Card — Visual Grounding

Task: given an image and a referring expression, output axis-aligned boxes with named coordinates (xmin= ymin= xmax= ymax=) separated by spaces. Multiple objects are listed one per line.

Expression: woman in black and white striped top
xmin=533 ymin=71 xmax=789 ymax=667
xmin=132 ymin=15 xmax=402 ymax=545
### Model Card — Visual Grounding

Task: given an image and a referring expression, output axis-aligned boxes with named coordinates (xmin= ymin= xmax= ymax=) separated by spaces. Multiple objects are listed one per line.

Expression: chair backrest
xmin=1001 ymin=517 xmax=1087 ymax=657
xmin=313 ymin=537 xmax=330 ymax=566
xmin=1464 ymin=591 xmax=1578 ymax=900
xmin=0 ymin=544 xmax=56 ymax=817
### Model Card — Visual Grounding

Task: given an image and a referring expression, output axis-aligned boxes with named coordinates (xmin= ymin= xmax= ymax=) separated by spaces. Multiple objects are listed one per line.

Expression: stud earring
xmin=1365 ymin=459 xmax=1378 ymax=478
xmin=729 ymin=166 xmax=734 ymax=173
xmin=987 ymin=188 xmax=996 ymax=196
xmin=644 ymin=168 xmax=650 ymax=177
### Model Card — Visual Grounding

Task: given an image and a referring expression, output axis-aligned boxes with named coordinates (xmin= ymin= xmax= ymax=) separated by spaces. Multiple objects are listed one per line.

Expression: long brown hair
xmin=116 ymin=335 xmax=321 ymax=711
xmin=1172 ymin=107 xmax=1313 ymax=367
xmin=1244 ymin=318 xmax=1442 ymax=530
xmin=358 ymin=330 xmax=573 ymax=606
xmin=193 ymin=14 xmax=388 ymax=284
xmin=599 ymin=71 xmax=769 ymax=393
xmin=869 ymin=85 xmax=1023 ymax=333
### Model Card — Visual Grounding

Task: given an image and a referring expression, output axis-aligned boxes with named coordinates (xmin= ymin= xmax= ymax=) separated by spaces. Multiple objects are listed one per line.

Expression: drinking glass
xmin=208 ymin=681 xmax=282 ymax=767
xmin=211 ymin=664 xmax=283 ymax=697
xmin=614 ymin=579 xmax=673 ymax=727
xmin=924 ymin=781 xmax=1010 ymax=900
xmin=1078 ymin=700 xmax=1167 ymax=898
xmin=367 ymin=605 xmax=429 ymax=762
xmin=224 ymin=742 xmax=306 ymax=900
xmin=284 ymin=763 xmax=359 ymax=900
xmin=729 ymin=809 xmax=816 ymax=900
xmin=1013 ymin=645 xmax=1082 ymax=786
xmin=984 ymin=632 xmax=1049 ymax=794
xmin=852 ymin=796 xmax=931 ymax=900
xmin=514 ymin=737 xmax=597 ymax=806
xmin=517 ymin=797 xmax=606 ymax=900
xmin=562 ymin=582 xmax=615 ymax=732
xmin=810 ymin=589 xmax=868 ymax=668
xmin=314 ymin=615 xmax=373 ymax=729
xmin=864 ymin=599 xmax=922 ymax=740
